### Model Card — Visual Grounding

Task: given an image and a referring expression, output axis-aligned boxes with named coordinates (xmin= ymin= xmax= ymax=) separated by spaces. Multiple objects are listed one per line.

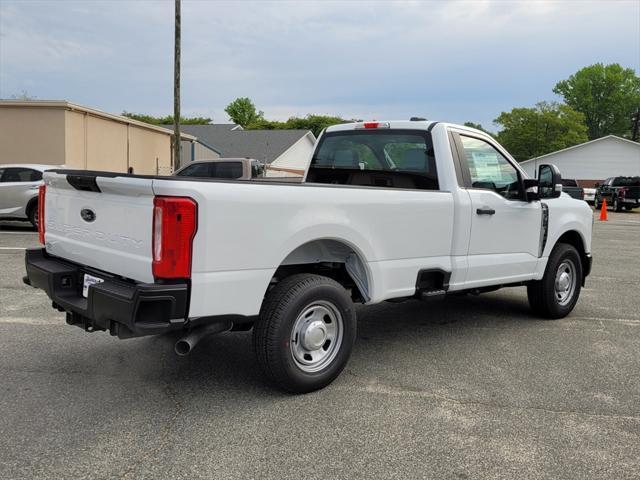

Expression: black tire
xmin=28 ymin=203 xmax=38 ymax=228
xmin=527 ymin=243 xmax=582 ymax=319
xmin=624 ymin=205 xmax=633 ymax=211
xmin=594 ymin=196 xmax=601 ymax=210
xmin=253 ymin=273 xmax=357 ymax=393
xmin=613 ymin=196 xmax=622 ymax=212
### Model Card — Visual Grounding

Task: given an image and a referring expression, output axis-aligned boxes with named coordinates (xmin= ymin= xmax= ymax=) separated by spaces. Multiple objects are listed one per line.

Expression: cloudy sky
xmin=1 ymin=0 xmax=638 ymax=130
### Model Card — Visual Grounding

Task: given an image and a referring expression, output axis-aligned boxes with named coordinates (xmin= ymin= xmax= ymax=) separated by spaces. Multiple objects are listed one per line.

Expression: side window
xmin=210 ymin=161 xmax=243 ymax=179
xmin=176 ymin=163 xmax=211 ymax=177
xmin=459 ymin=136 xmax=521 ymax=200
xmin=0 ymin=167 xmax=42 ymax=182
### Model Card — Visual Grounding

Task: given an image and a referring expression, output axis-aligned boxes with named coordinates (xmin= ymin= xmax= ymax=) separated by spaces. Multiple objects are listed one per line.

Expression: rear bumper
xmin=24 ymin=248 xmax=189 ymax=338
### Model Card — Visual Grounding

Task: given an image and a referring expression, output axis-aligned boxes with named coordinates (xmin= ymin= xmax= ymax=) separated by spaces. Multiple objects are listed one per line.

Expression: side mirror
xmin=523 ymin=178 xmax=539 ymax=202
xmin=538 ymin=164 xmax=562 ymax=199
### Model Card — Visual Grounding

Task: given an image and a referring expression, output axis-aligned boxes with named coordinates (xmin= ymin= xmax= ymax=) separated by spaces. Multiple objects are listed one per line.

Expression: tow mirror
xmin=523 ymin=179 xmax=539 ymax=202
xmin=538 ymin=164 xmax=562 ymax=199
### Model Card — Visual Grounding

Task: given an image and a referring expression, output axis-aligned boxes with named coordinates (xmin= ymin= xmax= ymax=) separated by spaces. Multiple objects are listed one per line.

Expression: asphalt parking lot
xmin=1 ymin=212 xmax=639 ymax=480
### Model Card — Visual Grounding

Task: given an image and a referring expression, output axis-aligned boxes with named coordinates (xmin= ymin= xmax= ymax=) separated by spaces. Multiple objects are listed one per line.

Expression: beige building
xmin=0 ymin=100 xmax=196 ymax=175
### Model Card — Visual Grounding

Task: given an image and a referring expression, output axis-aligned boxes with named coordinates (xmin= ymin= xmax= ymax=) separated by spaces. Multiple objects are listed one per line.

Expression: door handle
xmin=476 ymin=208 xmax=496 ymax=215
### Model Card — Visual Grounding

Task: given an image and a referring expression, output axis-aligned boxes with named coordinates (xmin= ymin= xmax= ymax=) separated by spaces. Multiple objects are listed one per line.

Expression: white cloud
xmin=1 ymin=0 xmax=638 ymax=127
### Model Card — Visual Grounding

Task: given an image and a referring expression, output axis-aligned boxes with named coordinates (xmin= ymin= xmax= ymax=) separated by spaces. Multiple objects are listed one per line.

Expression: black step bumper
xmin=24 ymin=248 xmax=189 ymax=338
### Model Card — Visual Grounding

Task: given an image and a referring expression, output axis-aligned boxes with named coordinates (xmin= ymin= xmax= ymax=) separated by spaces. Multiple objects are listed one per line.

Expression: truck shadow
xmin=0 ymin=221 xmax=36 ymax=232
xmin=150 ymin=289 xmax=536 ymax=396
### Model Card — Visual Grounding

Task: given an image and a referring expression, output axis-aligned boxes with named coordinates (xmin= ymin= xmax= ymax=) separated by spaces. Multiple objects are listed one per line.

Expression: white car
xmin=0 ymin=164 xmax=62 ymax=227
xmin=24 ymin=121 xmax=593 ymax=393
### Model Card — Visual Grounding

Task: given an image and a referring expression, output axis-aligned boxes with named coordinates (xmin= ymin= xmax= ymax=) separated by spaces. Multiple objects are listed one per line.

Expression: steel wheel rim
xmin=554 ymin=259 xmax=577 ymax=306
xmin=290 ymin=300 xmax=343 ymax=373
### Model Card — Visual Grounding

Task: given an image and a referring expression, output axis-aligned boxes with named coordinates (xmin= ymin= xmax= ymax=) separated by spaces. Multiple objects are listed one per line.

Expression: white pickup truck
xmin=24 ymin=120 xmax=593 ymax=393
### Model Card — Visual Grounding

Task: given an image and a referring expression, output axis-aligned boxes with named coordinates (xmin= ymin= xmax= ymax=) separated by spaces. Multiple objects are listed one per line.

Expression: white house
xmin=519 ymin=135 xmax=640 ymax=186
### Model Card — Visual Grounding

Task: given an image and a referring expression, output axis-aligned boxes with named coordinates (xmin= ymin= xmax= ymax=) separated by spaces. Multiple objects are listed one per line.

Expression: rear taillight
xmin=38 ymin=185 xmax=46 ymax=244
xmin=152 ymin=196 xmax=197 ymax=279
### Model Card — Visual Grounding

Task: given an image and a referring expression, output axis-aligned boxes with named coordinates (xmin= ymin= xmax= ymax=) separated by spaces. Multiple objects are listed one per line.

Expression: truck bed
xmin=41 ymin=169 xmax=455 ymax=319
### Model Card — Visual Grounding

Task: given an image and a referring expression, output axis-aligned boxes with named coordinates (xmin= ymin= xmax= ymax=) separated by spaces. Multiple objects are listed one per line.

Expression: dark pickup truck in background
xmin=596 ymin=176 xmax=640 ymax=211
xmin=561 ymin=179 xmax=585 ymax=201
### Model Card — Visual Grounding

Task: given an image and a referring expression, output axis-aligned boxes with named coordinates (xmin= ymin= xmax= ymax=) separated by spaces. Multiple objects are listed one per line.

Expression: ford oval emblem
xmin=80 ymin=208 xmax=96 ymax=223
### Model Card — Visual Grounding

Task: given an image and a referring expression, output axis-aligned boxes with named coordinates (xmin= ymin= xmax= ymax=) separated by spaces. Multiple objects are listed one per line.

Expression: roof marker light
xmin=356 ymin=122 xmax=390 ymax=130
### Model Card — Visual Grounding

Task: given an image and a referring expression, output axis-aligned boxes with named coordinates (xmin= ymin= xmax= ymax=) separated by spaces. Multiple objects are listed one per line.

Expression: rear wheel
xmin=253 ymin=273 xmax=357 ymax=393
xmin=594 ymin=196 xmax=601 ymax=210
xmin=28 ymin=203 xmax=38 ymax=228
xmin=527 ymin=243 xmax=582 ymax=319
xmin=613 ymin=196 xmax=622 ymax=212
xmin=625 ymin=205 xmax=633 ymax=211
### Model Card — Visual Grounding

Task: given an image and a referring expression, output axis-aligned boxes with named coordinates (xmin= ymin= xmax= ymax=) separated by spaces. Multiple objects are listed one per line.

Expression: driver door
xmin=453 ymin=134 xmax=542 ymax=286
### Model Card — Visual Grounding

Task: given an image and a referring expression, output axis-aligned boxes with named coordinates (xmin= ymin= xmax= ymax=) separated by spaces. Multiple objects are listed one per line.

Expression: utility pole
xmin=173 ymin=0 xmax=181 ymax=171
xmin=632 ymin=107 xmax=640 ymax=142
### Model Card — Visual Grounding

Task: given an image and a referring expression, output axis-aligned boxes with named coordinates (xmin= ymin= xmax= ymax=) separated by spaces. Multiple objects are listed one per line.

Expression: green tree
xmin=553 ymin=63 xmax=640 ymax=139
xmin=224 ymin=97 xmax=264 ymax=127
xmin=121 ymin=112 xmax=212 ymax=125
xmin=248 ymin=114 xmax=349 ymax=137
xmin=494 ymin=102 xmax=588 ymax=161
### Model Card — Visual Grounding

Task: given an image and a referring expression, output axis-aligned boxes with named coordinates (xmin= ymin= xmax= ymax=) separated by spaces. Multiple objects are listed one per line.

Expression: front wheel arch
xmin=551 ymin=230 xmax=590 ymax=285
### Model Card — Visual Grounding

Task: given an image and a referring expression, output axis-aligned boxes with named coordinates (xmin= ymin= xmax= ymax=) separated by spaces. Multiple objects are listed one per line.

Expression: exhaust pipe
xmin=175 ymin=320 xmax=233 ymax=356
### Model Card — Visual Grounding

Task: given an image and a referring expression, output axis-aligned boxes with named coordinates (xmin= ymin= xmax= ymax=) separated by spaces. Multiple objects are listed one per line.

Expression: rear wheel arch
xmin=25 ymin=196 xmax=39 ymax=226
xmin=25 ymin=195 xmax=38 ymax=217
xmin=270 ymin=239 xmax=371 ymax=303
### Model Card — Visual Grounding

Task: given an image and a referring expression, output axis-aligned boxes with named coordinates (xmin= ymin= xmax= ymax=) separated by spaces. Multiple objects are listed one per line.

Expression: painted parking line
xmin=571 ymin=316 xmax=640 ymax=325
xmin=0 ymin=316 xmax=62 ymax=326
xmin=0 ymin=230 xmax=38 ymax=235
xmin=0 ymin=247 xmax=27 ymax=251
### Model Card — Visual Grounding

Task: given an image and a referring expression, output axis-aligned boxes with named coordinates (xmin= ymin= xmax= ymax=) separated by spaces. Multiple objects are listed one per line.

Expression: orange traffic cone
xmin=599 ymin=199 xmax=608 ymax=221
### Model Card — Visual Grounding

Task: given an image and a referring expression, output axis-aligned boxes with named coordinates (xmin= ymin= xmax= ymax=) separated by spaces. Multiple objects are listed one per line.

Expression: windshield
xmin=311 ymin=130 xmax=435 ymax=175
xmin=561 ymin=179 xmax=578 ymax=187
xmin=613 ymin=177 xmax=640 ymax=187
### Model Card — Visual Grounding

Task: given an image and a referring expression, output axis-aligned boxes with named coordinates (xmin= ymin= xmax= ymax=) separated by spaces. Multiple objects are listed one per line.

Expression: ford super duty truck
xmin=24 ymin=121 xmax=593 ymax=393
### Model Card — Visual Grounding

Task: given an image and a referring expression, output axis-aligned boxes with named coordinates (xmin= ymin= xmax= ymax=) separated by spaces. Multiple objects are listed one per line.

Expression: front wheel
xmin=527 ymin=243 xmax=582 ymax=319
xmin=253 ymin=274 xmax=357 ymax=393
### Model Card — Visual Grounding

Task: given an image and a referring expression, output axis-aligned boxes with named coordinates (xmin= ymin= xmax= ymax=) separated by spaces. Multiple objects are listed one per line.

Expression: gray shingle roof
xmin=176 ymin=124 xmax=313 ymax=163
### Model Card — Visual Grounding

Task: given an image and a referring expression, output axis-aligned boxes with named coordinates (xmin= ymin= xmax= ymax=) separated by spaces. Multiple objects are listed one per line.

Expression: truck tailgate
xmin=43 ymin=172 xmax=155 ymax=283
